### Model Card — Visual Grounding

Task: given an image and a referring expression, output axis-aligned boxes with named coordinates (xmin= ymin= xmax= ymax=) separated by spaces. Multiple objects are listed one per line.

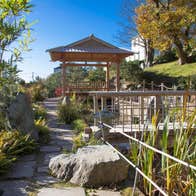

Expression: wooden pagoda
xmin=47 ymin=34 xmax=133 ymax=95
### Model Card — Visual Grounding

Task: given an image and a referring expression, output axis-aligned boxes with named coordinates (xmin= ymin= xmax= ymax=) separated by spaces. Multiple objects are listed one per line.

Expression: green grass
xmin=145 ymin=61 xmax=196 ymax=77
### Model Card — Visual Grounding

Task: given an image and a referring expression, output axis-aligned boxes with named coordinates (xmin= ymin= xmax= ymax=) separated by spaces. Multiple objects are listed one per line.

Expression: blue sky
xmin=19 ymin=0 xmax=135 ymax=81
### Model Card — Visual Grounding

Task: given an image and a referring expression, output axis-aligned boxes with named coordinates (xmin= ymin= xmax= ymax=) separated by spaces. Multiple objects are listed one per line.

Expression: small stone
xmin=37 ymin=187 xmax=85 ymax=196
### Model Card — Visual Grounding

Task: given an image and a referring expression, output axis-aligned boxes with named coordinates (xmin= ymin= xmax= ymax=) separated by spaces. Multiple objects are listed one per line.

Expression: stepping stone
xmin=40 ymin=146 xmax=61 ymax=152
xmin=4 ymin=161 xmax=36 ymax=179
xmin=0 ymin=180 xmax=29 ymax=196
xmin=37 ymin=166 xmax=49 ymax=173
xmin=34 ymin=175 xmax=60 ymax=185
xmin=37 ymin=187 xmax=85 ymax=196
xmin=19 ymin=154 xmax=35 ymax=162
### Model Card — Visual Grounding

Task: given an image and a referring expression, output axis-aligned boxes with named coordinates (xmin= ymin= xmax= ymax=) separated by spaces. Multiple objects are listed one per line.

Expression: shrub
xmin=120 ymin=60 xmax=143 ymax=83
xmin=72 ymin=132 xmax=86 ymax=152
xmin=58 ymin=103 xmax=79 ymax=124
xmin=72 ymin=119 xmax=87 ymax=134
xmin=35 ymin=119 xmax=50 ymax=144
xmin=0 ymin=130 xmax=37 ymax=156
xmin=72 ymin=132 xmax=102 ymax=153
xmin=28 ymin=83 xmax=48 ymax=103
xmin=33 ymin=104 xmax=47 ymax=120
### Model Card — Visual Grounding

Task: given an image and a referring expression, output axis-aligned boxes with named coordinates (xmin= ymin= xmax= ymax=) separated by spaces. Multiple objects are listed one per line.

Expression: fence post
xmin=161 ymin=83 xmax=164 ymax=91
xmin=151 ymin=81 xmax=154 ymax=91
xmin=143 ymin=80 xmax=145 ymax=91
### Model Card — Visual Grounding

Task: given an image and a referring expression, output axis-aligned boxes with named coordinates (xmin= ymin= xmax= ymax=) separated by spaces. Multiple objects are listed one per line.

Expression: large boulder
xmin=8 ymin=93 xmax=38 ymax=140
xmin=49 ymin=145 xmax=129 ymax=187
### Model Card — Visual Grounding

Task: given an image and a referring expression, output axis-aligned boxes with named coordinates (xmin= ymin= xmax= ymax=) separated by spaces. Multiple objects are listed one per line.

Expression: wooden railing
xmin=64 ymin=81 xmax=108 ymax=91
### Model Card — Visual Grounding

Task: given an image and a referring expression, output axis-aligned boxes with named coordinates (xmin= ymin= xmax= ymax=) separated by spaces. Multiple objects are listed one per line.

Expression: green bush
xmin=72 ymin=132 xmax=102 ymax=153
xmin=35 ymin=119 xmax=50 ymax=144
xmin=33 ymin=104 xmax=47 ymax=120
xmin=58 ymin=103 xmax=80 ymax=124
xmin=28 ymin=83 xmax=48 ymax=103
xmin=72 ymin=119 xmax=87 ymax=134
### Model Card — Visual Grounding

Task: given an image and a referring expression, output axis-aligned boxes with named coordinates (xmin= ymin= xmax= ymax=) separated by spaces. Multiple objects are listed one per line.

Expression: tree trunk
xmin=144 ymin=40 xmax=154 ymax=67
xmin=174 ymin=38 xmax=188 ymax=65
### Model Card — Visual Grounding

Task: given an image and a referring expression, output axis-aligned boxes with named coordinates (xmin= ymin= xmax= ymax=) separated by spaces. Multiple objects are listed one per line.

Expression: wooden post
xmin=61 ymin=64 xmax=66 ymax=97
xmin=106 ymin=63 xmax=110 ymax=91
xmin=116 ymin=60 xmax=120 ymax=92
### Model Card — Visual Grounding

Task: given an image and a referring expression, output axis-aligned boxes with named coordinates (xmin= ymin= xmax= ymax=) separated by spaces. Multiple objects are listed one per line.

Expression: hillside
xmin=144 ymin=61 xmax=196 ymax=77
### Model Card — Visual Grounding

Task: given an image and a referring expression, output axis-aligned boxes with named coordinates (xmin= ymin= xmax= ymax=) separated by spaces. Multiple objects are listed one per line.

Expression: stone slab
xmin=19 ymin=154 xmax=36 ymax=162
xmin=37 ymin=187 xmax=85 ymax=196
xmin=34 ymin=175 xmax=60 ymax=185
xmin=0 ymin=180 xmax=29 ymax=196
xmin=4 ymin=161 xmax=36 ymax=179
xmin=40 ymin=146 xmax=61 ymax=152
xmin=37 ymin=166 xmax=49 ymax=173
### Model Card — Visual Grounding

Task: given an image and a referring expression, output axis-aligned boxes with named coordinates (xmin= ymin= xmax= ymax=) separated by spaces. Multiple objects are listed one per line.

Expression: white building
xmin=126 ymin=36 xmax=145 ymax=62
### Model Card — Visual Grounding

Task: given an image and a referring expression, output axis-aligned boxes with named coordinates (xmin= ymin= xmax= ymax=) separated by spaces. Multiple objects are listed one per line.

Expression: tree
xmin=117 ymin=0 xmax=155 ymax=67
xmin=0 ymin=0 xmax=33 ymax=128
xmin=136 ymin=0 xmax=196 ymax=65
xmin=45 ymin=72 xmax=61 ymax=97
xmin=120 ymin=60 xmax=143 ymax=83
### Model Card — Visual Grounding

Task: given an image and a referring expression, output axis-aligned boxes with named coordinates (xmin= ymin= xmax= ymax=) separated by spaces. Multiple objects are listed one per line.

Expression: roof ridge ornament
xmin=89 ymin=33 xmax=94 ymax=38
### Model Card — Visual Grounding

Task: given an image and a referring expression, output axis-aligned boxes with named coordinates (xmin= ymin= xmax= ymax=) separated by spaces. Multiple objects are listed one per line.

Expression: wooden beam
xmin=62 ymin=63 xmax=108 ymax=67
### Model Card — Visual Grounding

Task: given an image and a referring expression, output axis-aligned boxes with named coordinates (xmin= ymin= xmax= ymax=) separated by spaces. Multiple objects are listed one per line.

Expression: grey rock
xmin=0 ymin=180 xmax=29 ymax=196
xmin=8 ymin=93 xmax=38 ymax=140
xmin=37 ymin=187 xmax=85 ymax=196
xmin=49 ymin=145 xmax=129 ymax=187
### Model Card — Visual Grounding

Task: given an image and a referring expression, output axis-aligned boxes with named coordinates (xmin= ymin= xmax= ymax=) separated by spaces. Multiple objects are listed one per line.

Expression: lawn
xmin=145 ymin=61 xmax=196 ymax=77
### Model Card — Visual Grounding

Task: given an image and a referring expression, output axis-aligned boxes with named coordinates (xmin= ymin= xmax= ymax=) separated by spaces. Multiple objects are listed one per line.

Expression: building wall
xmin=126 ymin=36 xmax=146 ymax=62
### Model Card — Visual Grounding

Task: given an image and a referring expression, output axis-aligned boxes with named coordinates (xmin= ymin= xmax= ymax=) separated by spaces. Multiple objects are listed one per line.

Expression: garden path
xmin=0 ymin=98 xmax=121 ymax=196
xmin=0 ymin=98 xmax=84 ymax=195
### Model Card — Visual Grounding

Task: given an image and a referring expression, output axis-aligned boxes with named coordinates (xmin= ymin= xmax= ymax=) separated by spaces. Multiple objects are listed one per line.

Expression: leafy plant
xmin=33 ymin=104 xmax=47 ymax=120
xmin=0 ymin=129 xmax=37 ymax=174
xmin=35 ymin=119 xmax=50 ymax=144
xmin=130 ymin=95 xmax=196 ymax=195
xmin=72 ymin=119 xmax=87 ymax=134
